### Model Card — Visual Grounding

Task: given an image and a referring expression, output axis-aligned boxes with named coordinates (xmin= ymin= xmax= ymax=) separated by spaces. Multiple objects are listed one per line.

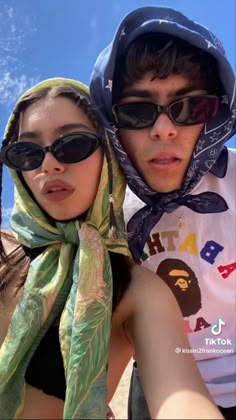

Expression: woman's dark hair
xmin=0 ymin=84 xmax=133 ymax=312
xmin=113 ymin=34 xmax=222 ymax=102
xmin=3 ymin=84 xmax=101 ymax=145
xmin=0 ymin=230 xmax=31 ymax=295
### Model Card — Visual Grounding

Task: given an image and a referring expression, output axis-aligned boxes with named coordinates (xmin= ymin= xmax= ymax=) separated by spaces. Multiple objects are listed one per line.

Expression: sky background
xmin=0 ymin=0 xmax=235 ymax=228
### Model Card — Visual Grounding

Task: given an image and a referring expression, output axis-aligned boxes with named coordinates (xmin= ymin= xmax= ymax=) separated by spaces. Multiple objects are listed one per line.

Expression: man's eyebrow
xmin=120 ymin=85 xmax=203 ymax=100
xmin=174 ymin=86 xmax=203 ymax=96
xmin=120 ymin=89 xmax=151 ymax=99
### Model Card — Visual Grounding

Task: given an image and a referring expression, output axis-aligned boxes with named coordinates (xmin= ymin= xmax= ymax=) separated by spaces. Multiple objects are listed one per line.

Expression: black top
xmin=23 ymin=245 xmax=65 ymax=400
xmin=23 ymin=248 xmax=132 ymax=400
xmin=25 ymin=325 xmax=66 ymax=400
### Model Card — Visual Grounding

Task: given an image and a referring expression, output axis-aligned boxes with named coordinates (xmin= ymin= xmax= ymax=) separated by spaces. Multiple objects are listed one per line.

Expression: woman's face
xmin=20 ymin=96 xmax=103 ymax=220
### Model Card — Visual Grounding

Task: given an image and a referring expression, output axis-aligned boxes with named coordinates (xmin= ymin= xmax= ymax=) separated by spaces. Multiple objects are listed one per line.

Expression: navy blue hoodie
xmin=90 ymin=6 xmax=236 ymax=260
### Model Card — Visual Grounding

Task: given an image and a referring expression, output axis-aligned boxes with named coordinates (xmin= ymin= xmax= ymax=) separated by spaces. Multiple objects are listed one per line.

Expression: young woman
xmin=0 ymin=78 xmax=223 ymax=419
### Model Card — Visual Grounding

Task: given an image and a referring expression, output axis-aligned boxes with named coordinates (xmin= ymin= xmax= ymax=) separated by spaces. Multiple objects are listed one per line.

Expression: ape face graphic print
xmin=156 ymin=258 xmax=202 ymax=317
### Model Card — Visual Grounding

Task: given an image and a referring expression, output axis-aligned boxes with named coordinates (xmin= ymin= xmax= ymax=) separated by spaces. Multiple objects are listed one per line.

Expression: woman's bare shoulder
xmin=1 ymin=229 xmax=20 ymax=254
xmin=0 ymin=285 xmax=21 ymax=347
xmin=0 ymin=230 xmax=24 ymax=347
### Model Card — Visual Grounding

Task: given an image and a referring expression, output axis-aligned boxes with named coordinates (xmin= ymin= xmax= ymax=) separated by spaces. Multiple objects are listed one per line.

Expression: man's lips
xmin=148 ymin=152 xmax=181 ymax=170
xmin=42 ymin=180 xmax=74 ymax=201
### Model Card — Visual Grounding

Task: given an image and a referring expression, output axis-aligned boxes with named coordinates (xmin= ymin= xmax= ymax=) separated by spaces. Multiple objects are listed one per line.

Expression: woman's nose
xmin=41 ymin=152 xmax=65 ymax=174
xmin=149 ymin=113 xmax=178 ymax=142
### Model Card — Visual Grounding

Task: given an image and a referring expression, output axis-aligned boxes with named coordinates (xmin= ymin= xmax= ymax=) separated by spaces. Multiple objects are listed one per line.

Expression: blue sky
xmin=0 ymin=0 xmax=235 ymax=228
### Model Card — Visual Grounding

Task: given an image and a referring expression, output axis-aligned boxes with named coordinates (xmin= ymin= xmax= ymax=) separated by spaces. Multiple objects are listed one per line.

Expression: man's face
xmin=117 ymin=74 xmax=205 ymax=193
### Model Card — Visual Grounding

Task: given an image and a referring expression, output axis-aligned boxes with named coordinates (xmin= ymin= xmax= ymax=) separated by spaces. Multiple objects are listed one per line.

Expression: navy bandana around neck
xmin=90 ymin=6 xmax=236 ymax=260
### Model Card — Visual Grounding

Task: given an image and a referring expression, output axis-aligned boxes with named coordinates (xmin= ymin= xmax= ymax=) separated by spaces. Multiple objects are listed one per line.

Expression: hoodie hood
xmin=90 ymin=6 xmax=236 ymax=260
xmin=91 ymin=6 xmax=235 ymax=128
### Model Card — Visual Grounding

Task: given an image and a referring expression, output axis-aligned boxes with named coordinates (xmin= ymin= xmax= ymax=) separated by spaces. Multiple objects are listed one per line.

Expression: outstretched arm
xmin=125 ymin=265 xmax=223 ymax=419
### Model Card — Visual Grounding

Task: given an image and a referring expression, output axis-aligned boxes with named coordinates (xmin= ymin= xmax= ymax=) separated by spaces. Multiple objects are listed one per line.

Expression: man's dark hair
xmin=113 ymin=34 xmax=222 ymax=102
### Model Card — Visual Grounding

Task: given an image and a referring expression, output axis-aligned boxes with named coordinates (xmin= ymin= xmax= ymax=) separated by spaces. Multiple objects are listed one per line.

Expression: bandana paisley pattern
xmin=90 ymin=6 xmax=236 ymax=260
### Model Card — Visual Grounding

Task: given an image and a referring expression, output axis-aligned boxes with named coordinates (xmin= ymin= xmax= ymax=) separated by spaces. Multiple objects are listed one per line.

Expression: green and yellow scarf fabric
xmin=0 ymin=78 xmax=130 ymax=419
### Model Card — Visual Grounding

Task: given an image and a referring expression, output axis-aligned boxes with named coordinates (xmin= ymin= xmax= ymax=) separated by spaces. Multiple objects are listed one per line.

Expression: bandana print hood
xmin=90 ymin=6 xmax=236 ymax=260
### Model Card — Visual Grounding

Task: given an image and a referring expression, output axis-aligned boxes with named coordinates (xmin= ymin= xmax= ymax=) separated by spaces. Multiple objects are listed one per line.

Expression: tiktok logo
xmin=210 ymin=317 xmax=226 ymax=336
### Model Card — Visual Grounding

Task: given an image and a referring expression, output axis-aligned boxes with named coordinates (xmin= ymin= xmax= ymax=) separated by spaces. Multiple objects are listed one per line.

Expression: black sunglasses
xmin=112 ymin=95 xmax=219 ymax=129
xmin=0 ymin=132 xmax=100 ymax=171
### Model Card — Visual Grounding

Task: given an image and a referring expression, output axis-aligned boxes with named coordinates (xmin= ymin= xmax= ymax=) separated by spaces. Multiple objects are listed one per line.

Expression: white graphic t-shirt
xmin=124 ymin=148 xmax=236 ymax=407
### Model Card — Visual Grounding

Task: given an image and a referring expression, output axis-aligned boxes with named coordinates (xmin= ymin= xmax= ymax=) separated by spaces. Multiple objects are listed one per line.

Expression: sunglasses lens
xmin=1 ymin=133 xmax=100 ymax=170
xmin=54 ymin=133 xmax=99 ymax=163
xmin=113 ymin=103 xmax=156 ymax=129
xmin=3 ymin=142 xmax=43 ymax=170
xmin=171 ymin=96 xmax=219 ymax=125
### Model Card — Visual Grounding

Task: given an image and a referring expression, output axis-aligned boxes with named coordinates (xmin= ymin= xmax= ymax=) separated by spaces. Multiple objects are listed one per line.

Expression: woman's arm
xmin=0 ymin=283 xmax=21 ymax=347
xmin=125 ymin=265 xmax=223 ymax=419
xmin=0 ymin=230 xmax=28 ymax=347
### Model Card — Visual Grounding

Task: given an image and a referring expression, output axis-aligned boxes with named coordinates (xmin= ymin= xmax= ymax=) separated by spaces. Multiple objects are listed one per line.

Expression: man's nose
xmin=149 ymin=113 xmax=178 ymax=142
xmin=41 ymin=151 xmax=65 ymax=174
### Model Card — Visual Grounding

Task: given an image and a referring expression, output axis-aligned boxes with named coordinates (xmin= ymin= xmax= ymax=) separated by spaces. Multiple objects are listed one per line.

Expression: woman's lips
xmin=42 ymin=181 xmax=74 ymax=201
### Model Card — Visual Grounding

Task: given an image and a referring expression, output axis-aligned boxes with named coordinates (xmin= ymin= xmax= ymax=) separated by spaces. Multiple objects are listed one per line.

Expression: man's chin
xmin=142 ymin=172 xmax=182 ymax=193
xmin=150 ymin=184 xmax=181 ymax=194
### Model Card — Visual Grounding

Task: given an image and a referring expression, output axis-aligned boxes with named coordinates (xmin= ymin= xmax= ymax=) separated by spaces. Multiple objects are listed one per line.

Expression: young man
xmin=90 ymin=6 xmax=236 ymax=419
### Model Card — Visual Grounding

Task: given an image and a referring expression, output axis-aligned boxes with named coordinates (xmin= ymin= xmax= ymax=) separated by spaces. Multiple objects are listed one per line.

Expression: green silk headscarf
xmin=0 ymin=78 xmax=130 ymax=419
